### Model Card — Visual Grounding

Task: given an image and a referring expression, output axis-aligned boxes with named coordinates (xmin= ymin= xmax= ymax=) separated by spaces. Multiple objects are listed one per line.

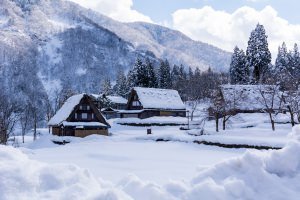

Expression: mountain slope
xmin=0 ymin=0 xmax=231 ymax=96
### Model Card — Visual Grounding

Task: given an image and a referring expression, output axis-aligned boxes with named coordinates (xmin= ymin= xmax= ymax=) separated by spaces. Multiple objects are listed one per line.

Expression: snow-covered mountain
xmin=0 ymin=0 xmax=231 ymax=94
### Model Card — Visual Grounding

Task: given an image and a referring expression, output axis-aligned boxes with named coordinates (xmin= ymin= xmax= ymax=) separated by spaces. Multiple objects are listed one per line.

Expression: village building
xmin=209 ymin=84 xmax=284 ymax=118
xmin=91 ymin=94 xmax=127 ymax=110
xmin=119 ymin=87 xmax=186 ymax=119
xmin=90 ymin=94 xmax=128 ymax=119
xmin=48 ymin=94 xmax=110 ymax=137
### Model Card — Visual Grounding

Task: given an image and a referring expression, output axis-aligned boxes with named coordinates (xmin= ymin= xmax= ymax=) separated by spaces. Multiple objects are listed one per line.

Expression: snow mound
xmin=288 ymin=125 xmax=300 ymax=141
xmin=189 ymin=142 xmax=300 ymax=200
xmin=2 ymin=141 xmax=300 ymax=199
xmin=0 ymin=145 xmax=131 ymax=200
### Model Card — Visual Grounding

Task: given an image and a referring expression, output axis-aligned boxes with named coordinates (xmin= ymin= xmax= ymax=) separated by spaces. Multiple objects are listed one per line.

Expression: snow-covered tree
xmin=127 ymin=58 xmax=142 ymax=88
xmin=288 ymin=44 xmax=300 ymax=84
xmin=115 ymin=69 xmax=129 ymax=97
xmin=159 ymin=59 xmax=172 ymax=89
xmin=229 ymin=46 xmax=249 ymax=84
xmin=144 ymin=59 xmax=158 ymax=88
xmin=101 ymin=77 xmax=113 ymax=95
xmin=246 ymin=24 xmax=271 ymax=84
xmin=274 ymin=42 xmax=290 ymax=88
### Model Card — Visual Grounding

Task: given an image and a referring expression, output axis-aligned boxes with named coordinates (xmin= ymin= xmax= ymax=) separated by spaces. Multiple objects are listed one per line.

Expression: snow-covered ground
xmin=1 ymin=113 xmax=300 ymax=199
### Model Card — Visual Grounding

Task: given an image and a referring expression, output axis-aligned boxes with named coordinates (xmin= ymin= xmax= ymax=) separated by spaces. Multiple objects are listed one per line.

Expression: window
xmin=92 ymin=113 xmax=94 ymax=119
xmin=80 ymin=105 xmax=83 ymax=110
xmin=75 ymin=113 xmax=78 ymax=119
xmin=87 ymin=105 xmax=90 ymax=110
xmin=82 ymin=113 xmax=88 ymax=119
xmin=132 ymin=101 xmax=140 ymax=107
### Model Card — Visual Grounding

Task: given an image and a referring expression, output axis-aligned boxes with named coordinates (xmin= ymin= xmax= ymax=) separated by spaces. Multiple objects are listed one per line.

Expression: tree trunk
xmin=215 ymin=113 xmax=219 ymax=132
xmin=33 ymin=112 xmax=37 ymax=141
xmin=287 ymin=105 xmax=295 ymax=127
xmin=223 ymin=116 xmax=226 ymax=130
xmin=22 ymin=129 xmax=25 ymax=143
xmin=191 ymin=110 xmax=194 ymax=121
xmin=268 ymin=112 xmax=275 ymax=131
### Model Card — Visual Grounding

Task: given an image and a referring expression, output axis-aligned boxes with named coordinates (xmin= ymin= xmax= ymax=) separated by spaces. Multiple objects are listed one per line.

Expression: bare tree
xmin=257 ymin=85 xmax=282 ymax=131
xmin=20 ymin=103 xmax=32 ymax=143
xmin=0 ymin=93 xmax=20 ymax=145
xmin=220 ymin=87 xmax=245 ymax=130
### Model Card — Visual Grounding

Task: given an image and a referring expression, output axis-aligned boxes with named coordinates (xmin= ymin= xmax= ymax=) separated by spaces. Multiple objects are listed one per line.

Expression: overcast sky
xmin=69 ymin=0 xmax=300 ymax=56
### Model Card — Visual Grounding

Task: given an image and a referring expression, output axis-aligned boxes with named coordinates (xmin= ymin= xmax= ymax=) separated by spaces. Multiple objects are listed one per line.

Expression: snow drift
xmin=1 ymin=127 xmax=300 ymax=199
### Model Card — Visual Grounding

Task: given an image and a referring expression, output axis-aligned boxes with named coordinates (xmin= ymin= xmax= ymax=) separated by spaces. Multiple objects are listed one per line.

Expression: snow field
xmin=1 ymin=129 xmax=300 ymax=199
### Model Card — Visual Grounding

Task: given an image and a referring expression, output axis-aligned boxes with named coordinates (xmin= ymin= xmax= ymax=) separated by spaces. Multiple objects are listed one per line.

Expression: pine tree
xmin=188 ymin=66 xmax=193 ymax=81
xmin=274 ymin=42 xmax=289 ymax=78
xmin=145 ymin=59 xmax=158 ymax=88
xmin=289 ymin=43 xmax=300 ymax=80
xmin=178 ymin=65 xmax=188 ymax=101
xmin=246 ymin=24 xmax=271 ymax=84
xmin=229 ymin=46 xmax=249 ymax=84
xmin=159 ymin=60 xmax=171 ymax=89
xmin=101 ymin=77 xmax=112 ymax=95
xmin=171 ymin=64 xmax=180 ymax=88
xmin=115 ymin=69 xmax=129 ymax=97
xmin=127 ymin=58 xmax=141 ymax=88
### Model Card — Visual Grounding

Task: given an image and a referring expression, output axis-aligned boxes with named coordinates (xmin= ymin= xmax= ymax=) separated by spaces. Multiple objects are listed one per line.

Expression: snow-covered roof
xmin=107 ymin=95 xmax=127 ymax=104
xmin=90 ymin=94 xmax=127 ymax=104
xmin=48 ymin=94 xmax=85 ymax=126
xmin=220 ymin=85 xmax=282 ymax=111
xmin=133 ymin=87 xmax=186 ymax=110
xmin=62 ymin=121 xmax=107 ymax=127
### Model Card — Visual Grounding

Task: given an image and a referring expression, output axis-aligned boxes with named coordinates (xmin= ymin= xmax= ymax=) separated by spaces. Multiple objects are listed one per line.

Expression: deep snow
xmin=1 ymin=125 xmax=300 ymax=200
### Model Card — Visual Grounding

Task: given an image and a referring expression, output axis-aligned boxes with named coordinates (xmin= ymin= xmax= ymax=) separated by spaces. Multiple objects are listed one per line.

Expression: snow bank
xmin=288 ymin=125 xmax=300 ymax=141
xmin=0 ymin=145 xmax=131 ymax=200
xmin=116 ymin=117 xmax=187 ymax=125
xmin=189 ymin=141 xmax=300 ymax=200
xmin=2 ymin=139 xmax=300 ymax=199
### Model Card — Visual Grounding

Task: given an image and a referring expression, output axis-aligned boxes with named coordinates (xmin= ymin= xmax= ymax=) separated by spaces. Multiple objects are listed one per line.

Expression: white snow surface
xmin=48 ymin=94 xmax=84 ymax=126
xmin=2 ymin=132 xmax=300 ymax=199
xmin=107 ymin=95 xmax=127 ymax=104
xmin=134 ymin=87 xmax=186 ymax=110
xmin=116 ymin=117 xmax=187 ymax=125
xmin=62 ymin=121 xmax=107 ymax=127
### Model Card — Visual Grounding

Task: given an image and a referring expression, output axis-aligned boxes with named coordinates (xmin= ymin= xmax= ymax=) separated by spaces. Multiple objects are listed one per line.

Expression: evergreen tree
xmin=188 ymin=66 xmax=194 ymax=81
xmin=101 ymin=77 xmax=112 ymax=95
xmin=115 ymin=69 xmax=128 ymax=97
xmin=159 ymin=59 xmax=171 ymax=89
xmin=135 ymin=58 xmax=148 ymax=87
xmin=229 ymin=46 xmax=249 ymax=84
xmin=246 ymin=24 xmax=271 ymax=84
xmin=127 ymin=58 xmax=140 ymax=88
xmin=145 ymin=59 xmax=158 ymax=88
xmin=274 ymin=42 xmax=289 ymax=78
xmin=178 ymin=65 xmax=188 ymax=101
xmin=289 ymin=43 xmax=300 ymax=80
xmin=171 ymin=64 xmax=180 ymax=88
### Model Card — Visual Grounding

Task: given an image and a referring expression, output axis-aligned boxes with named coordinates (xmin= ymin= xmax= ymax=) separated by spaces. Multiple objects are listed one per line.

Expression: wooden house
xmin=48 ymin=94 xmax=110 ymax=137
xmin=101 ymin=107 xmax=119 ymax=119
xmin=91 ymin=94 xmax=127 ymax=110
xmin=119 ymin=87 xmax=186 ymax=119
